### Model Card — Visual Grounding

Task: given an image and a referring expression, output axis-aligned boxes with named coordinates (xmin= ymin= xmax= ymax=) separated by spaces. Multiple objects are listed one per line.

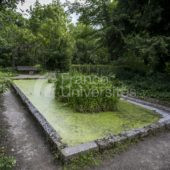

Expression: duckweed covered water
xmin=14 ymin=79 xmax=160 ymax=146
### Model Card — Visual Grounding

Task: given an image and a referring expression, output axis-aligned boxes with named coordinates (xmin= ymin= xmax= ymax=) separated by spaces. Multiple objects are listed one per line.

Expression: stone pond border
xmin=11 ymin=84 xmax=64 ymax=148
xmin=11 ymin=82 xmax=170 ymax=162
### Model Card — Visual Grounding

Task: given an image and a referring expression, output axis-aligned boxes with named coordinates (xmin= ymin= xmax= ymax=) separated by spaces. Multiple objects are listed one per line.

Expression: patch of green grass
xmin=64 ymin=151 xmax=100 ymax=170
xmin=14 ymin=80 xmax=160 ymax=146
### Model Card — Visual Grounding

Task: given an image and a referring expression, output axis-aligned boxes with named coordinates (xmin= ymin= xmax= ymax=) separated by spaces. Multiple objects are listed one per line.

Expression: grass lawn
xmin=14 ymin=79 xmax=160 ymax=146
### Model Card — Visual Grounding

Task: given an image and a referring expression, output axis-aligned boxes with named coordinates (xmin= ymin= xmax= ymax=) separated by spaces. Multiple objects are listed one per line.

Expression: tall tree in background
xmin=115 ymin=0 xmax=170 ymax=72
xmin=0 ymin=0 xmax=24 ymax=9
xmin=71 ymin=23 xmax=109 ymax=64
xmin=70 ymin=0 xmax=170 ymax=72
xmin=29 ymin=1 xmax=73 ymax=71
xmin=70 ymin=0 xmax=122 ymax=60
xmin=0 ymin=6 xmax=32 ymax=67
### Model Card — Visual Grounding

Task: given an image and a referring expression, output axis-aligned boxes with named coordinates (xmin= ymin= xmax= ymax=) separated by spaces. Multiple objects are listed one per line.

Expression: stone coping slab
xmin=122 ymin=95 xmax=170 ymax=113
xmin=11 ymin=84 xmax=64 ymax=149
xmin=11 ymin=82 xmax=170 ymax=162
xmin=12 ymin=75 xmax=46 ymax=80
xmin=61 ymin=142 xmax=98 ymax=161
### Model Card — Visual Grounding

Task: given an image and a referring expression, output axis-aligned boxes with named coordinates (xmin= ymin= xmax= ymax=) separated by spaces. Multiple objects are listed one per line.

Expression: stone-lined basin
xmin=12 ymin=79 xmax=170 ymax=161
xmin=13 ymin=79 xmax=160 ymax=145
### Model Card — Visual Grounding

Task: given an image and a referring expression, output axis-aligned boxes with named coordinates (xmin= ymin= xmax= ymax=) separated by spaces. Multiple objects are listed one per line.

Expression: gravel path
xmin=2 ymin=90 xmax=61 ymax=170
xmin=1 ymin=90 xmax=170 ymax=170
xmin=91 ymin=131 xmax=170 ymax=170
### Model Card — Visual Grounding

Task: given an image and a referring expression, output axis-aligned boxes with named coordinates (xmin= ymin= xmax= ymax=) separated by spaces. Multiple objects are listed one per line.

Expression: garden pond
xmin=14 ymin=79 xmax=160 ymax=146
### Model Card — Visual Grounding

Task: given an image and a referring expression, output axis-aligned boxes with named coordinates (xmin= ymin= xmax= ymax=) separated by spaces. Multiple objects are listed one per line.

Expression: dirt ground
xmin=1 ymin=90 xmax=170 ymax=170
xmin=92 ymin=131 xmax=170 ymax=170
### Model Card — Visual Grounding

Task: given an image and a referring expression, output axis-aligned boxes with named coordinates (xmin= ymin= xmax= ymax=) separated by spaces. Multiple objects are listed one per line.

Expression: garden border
xmin=11 ymin=81 xmax=170 ymax=162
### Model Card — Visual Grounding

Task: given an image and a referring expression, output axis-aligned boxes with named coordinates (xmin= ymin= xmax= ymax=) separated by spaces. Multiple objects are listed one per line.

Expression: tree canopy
xmin=0 ymin=0 xmax=169 ymax=73
xmin=70 ymin=0 xmax=170 ymax=72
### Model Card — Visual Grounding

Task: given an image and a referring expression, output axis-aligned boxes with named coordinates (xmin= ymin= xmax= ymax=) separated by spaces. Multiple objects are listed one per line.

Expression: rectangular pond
xmin=14 ymin=79 xmax=160 ymax=146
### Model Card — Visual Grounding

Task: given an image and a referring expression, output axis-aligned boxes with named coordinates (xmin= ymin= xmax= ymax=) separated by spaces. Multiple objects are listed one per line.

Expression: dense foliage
xmin=70 ymin=0 xmax=170 ymax=73
xmin=0 ymin=1 xmax=73 ymax=71
xmin=71 ymin=64 xmax=114 ymax=76
xmin=117 ymin=73 xmax=170 ymax=104
xmin=0 ymin=70 xmax=11 ymax=93
xmin=71 ymin=23 xmax=110 ymax=64
xmin=0 ymin=155 xmax=16 ymax=170
xmin=29 ymin=1 xmax=73 ymax=71
xmin=55 ymin=73 xmax=119 ymax=112
xmin=1 ymin=0 xmax=170 ymax=72
xmin=0 ymin=0 xmax=170 ymax=103
xmin=0 ymin=0 xmax=24 ymax=9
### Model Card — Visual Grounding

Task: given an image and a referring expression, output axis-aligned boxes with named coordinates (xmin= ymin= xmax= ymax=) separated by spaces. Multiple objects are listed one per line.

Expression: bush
xmin=119 ymin=73 xmax=170 ymax=103
xmin=124 ymin=34 xmax=170 ymax=73
xmin=0 ymin=155 xmax=16 ymax=170
xmin=0 ymin=79 xmax=9 ymax=94
xmin=0 ymin=71 xmax=11 ymax=94
xmin=165 ymin=62 xmax=170 ymax=75
xmin=55 ymin=73 xmax=119 ymax=113
xmin=71 ymin=65 xmax=116 ymax=76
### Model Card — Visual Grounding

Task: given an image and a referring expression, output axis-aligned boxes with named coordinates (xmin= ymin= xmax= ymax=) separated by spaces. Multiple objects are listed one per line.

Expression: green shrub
xmin=0 ymin=71 xmax=11 ymax=94
xmin=55 ymin=73 xmax=119 ymax=113
xmin=0 ymin=155 xmax=16 ymax=170
xmin=47 ymin=78 xmax=53 ymax=84
xmin=118 ymin=73 xmax=170 ymax=103
xmin=71 ymin=65 xmax=116 ymax=76
xmin=165 ymin=62 xmax=170 ymax=75
xmin=0 ymin=79 xmax=9 ymax=93
xmin=34 ymin=64 xmax=43 ymax=72
xmin=115 ymin=51 xmax=150 ymax=79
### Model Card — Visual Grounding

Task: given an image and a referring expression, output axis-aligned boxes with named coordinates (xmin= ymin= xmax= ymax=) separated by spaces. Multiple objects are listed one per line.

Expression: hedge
xmin=70 ymin=64 xmax=116 ymax=76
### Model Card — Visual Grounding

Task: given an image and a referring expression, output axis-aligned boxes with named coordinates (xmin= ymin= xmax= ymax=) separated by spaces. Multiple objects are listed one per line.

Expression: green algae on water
xmin=14 ymin=79 xmax=160 ymax=146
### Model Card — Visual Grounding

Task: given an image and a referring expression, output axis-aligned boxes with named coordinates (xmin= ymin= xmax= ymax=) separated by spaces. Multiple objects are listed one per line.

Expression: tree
xmin=29 ymin=1 xmax=73 ymax=71
xmin=71 ymin=23 xmax=109 ymax=64
xmin=115 ymin=0 xmax=170 ymax=72
xmin=70 ymin=0 xmax=170 ymax=72
xmin=69 ymin=0 xmax=123 ymax=60
xmin=0 ymin=8 xmax=31 ymax=67
xmin=0 ymin=0 xmax=24 ymax=9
